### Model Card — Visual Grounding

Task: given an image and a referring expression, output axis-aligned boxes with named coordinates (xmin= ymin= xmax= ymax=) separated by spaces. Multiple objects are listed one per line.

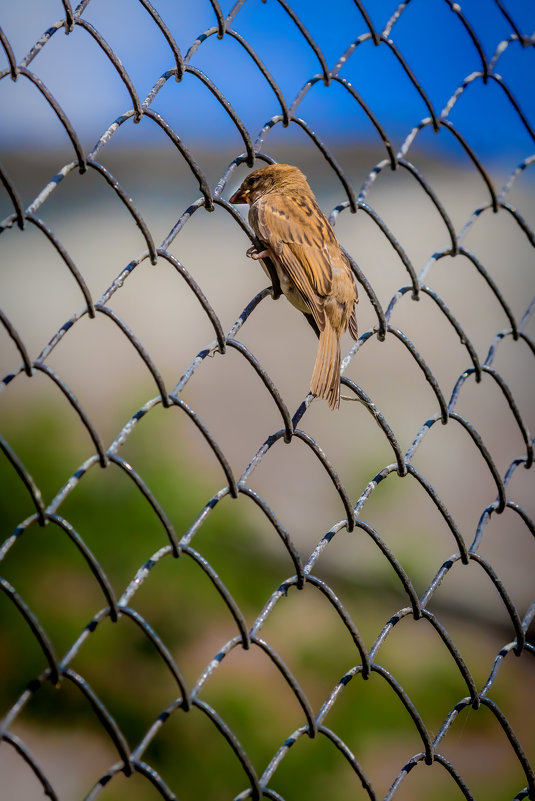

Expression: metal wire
xmin=0 ymin=1 xmax=534 ymax=799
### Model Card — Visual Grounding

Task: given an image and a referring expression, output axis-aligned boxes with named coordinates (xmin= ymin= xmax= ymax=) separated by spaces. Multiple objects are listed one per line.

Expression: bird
xmin=229 ymin=163 xmax=358 ymax=409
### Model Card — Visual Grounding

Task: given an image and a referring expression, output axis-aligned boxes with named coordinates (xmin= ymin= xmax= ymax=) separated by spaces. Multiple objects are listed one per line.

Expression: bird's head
xmin=229 ymin=163 xmax=309 ymax=205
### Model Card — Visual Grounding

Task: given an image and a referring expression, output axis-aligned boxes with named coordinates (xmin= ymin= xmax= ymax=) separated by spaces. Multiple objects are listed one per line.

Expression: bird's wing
xmin=250 ymin=192 xmax=337 ymax=332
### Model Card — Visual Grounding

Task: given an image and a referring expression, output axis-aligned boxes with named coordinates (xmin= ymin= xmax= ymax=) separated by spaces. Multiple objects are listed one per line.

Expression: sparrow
xmin=230 ymin=163 xmax=358 ymax=409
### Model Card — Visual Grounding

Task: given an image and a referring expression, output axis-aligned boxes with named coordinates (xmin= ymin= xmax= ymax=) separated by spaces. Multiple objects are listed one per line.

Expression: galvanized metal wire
xmin=0 ymin=1 xmax=534 ymax=799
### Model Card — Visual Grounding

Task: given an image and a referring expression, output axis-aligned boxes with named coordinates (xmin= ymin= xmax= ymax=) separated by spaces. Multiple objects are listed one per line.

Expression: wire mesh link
xmin=0 ymin=1 xmax=534 ymax=799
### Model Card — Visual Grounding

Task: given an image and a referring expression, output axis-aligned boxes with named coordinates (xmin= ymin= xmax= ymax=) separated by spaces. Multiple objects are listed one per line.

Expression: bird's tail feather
xmin=310 ymin=322 xmax=340 ymax=410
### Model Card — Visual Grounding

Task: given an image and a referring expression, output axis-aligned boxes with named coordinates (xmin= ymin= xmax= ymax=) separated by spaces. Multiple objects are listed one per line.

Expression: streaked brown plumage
xmin=229 ymin=163 xmax=358 ymax=409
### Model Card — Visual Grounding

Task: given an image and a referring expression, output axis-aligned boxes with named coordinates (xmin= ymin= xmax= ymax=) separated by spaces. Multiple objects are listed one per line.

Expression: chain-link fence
xmin=1 ymin=1 xmax=534 ymax=800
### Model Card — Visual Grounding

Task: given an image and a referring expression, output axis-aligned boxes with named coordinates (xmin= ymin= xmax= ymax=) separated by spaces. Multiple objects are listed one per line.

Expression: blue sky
xmin=0 ymin=0 xmax=533 ymax=165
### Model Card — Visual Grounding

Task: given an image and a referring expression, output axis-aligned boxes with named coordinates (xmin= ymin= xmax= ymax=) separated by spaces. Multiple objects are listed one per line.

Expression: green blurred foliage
xmin=0 ymin=410 xmax=529 ymax=801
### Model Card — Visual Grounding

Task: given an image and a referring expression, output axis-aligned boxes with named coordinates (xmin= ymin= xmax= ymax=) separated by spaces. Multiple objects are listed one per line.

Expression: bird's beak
xmin=229 ymin=186 xmax=248 ymax=204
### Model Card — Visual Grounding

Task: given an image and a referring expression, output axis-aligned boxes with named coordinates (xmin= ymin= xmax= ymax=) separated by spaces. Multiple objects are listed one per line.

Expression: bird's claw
xmin=246 ymin=246 xmax=269 ymax=260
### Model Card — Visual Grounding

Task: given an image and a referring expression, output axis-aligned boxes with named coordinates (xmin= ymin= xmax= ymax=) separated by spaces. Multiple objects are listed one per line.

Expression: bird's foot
xmin=246 ymin=246 xmax=269 ymax=260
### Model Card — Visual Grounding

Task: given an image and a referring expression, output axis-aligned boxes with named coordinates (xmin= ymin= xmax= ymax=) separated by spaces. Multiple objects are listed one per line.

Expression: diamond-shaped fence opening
xmin=0 ymin=2 xmax=534 ymax=800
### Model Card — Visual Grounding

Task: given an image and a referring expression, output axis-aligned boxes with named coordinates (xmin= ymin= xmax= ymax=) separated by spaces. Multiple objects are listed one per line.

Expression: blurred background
xmin=0 ymin=1 xmax=534 ymax=800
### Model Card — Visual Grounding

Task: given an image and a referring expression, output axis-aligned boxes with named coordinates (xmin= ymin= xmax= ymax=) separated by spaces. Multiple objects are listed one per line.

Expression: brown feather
xmin=310 ymin=321 xmax=341 ymax=410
